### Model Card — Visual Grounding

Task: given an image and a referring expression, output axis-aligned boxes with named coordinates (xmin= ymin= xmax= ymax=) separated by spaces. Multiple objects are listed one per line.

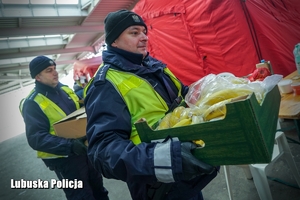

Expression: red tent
xmin=73 ymin=56 xmax=102 ymax=85
xmin=133 ymin=0 xmax=300 ymax=85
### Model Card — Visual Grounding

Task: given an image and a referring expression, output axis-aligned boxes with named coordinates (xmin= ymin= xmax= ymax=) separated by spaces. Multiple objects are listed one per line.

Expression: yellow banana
xmin=230 ymin=77 xmax=249 ymax=84
xmin=172 ymin=106 xmax=186 ymax=118
xmin=169 ymin=106 xmax=186 ymax=127
xmin=197 ymin=88 xmax=252 ymax=106
xmin=179 ymin=107 xmax=191 ymax=120
xmin=193 ymin=139 xmax=205 ymax=147
xmin=156 ymin=106 xmax=192 ymax=130
xmin=172 ymin=118 xmax=192 ymax=128
xmin=189 ymin=106 xmax=209 ymax=116
xmin=202 ymin=99 xmax=231 ymax=121
xmin=156 ymin=113 xmax=172 ymax=130
xmin=191 ymin=115 xmax=203 ymax=124
xmin=169 ymin=115 xmax=180 ymax=127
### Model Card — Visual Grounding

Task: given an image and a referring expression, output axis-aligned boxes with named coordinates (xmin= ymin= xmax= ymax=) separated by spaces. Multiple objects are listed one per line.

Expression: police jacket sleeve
xmin=181 ymin=84 xmax=189 ymax=97
xmin=22 ymin=100 xmax=74 ymax=155
xmin=85 ymin=81 xmax=183 ymax=184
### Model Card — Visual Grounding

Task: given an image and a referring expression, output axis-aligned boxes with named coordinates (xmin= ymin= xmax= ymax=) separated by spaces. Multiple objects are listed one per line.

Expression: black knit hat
xmin=104 ymin=9 xmax=147 ymax=45
xmin=29 ymin=55 xmax=56 ymax=78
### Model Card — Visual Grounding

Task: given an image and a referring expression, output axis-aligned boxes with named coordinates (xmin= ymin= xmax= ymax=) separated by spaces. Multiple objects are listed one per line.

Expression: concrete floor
xmin=0 ymin=119 xmax=299 ymax=200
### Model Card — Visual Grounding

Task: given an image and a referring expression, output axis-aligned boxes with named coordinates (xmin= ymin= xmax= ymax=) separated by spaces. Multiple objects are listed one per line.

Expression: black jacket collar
xmin=35 ymin=81 xmax=64 ymax=94
xmin=106 ymin=46 xmax=145 ymax=65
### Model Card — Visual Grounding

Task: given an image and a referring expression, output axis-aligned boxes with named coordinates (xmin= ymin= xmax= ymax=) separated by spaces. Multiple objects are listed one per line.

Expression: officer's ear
xmin=35 ymin=74 xmax=41 ymax=81
xmin=111 ymin=41 xmax=117 ymax=48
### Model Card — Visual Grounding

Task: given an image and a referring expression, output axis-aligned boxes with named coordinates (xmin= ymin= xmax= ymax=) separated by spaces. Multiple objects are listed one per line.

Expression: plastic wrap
xmin=156 ymin=73 xmax=283 ymax=129
xmin=185 ymin=73 xmax=282 ymax=108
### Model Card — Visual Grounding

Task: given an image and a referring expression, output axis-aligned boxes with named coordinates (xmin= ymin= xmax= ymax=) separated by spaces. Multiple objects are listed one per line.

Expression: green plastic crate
xmin=135 ymin=86 xmax=281 ymax=166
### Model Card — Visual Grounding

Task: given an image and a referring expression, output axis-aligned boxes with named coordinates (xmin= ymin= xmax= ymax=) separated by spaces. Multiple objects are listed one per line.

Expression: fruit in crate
xmin=173 ymin=118 xmax=192 ymax=127
xmin=156 ymin=106 xmax=192 ymax=130
xmin=169 ymin=106 xmax=185 ymax=127
xmin=154 ymin=73 xmax=268 ymax=130
xmin=202 ymin=99 xmax=231 ymax=121
xmin=155 ymin=90 xmax=252 ymax=130
xmin=196 ymin=88 xmax=253 ymax=107
xmin=156 ymin=112 xmax=172 ymax=130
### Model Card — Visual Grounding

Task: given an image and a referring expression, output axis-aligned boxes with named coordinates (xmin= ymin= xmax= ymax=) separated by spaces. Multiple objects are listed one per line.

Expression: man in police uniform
xmin=84 ymin=10 xmax=218 ymax=200
xmin=20 ymin=55 xmax=109 ymax=200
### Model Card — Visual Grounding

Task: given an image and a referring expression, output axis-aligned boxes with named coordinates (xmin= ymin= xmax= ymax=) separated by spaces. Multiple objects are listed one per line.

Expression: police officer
xmin=20 ymin=55 xmax=109 ymax=200
xmin=84 ymin=10 xmax=219 ymax=200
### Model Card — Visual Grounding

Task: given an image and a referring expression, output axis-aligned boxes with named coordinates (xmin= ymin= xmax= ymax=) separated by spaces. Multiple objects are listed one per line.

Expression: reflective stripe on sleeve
xmin=153 ymin=138 xmax=175 ymax=183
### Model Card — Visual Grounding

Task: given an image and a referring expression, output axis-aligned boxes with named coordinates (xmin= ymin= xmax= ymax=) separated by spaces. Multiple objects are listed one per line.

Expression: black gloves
xmin=71 ymin=136 xmax=87 ymax=155
xmin=181 ymin=142 xmax=215 ymax=181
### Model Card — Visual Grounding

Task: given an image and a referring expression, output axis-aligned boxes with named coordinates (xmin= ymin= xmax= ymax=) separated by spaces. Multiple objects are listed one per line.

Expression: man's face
xmin=112 ymin=25 xmax=148 ymax=58
xmin=35 ymin=65 xmax=59 ymax=88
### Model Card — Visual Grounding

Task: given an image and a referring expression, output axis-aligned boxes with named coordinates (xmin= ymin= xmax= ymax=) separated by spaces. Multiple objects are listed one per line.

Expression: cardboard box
xmin=135 ymin=86 xmax=281 ymax=166
xmin=53 ymin=107 xmax=87 ymax=138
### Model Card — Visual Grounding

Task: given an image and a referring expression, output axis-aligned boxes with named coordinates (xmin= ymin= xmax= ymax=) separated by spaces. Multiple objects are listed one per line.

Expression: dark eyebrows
xmin=45 ymin=66 xmax=56 ymax=71
xmin=128 ymin=26 xmax=146 ymax=32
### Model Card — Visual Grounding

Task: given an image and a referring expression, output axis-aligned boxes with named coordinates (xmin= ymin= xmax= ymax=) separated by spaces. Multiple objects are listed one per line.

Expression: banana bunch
xmin=202 ymin=99 xmax=231 ymax=121
xmin=196 ymin=88 xmax=252 ymax=107
xmin=156 ymin=106 xmax=192 ymax=130
xmin=194 ymin=88 xmax=252 ymax=122
xmin=156 ymin=88 xmax=253 ymax=130
xmin=155 ymin=112 xmax=172 ymax=130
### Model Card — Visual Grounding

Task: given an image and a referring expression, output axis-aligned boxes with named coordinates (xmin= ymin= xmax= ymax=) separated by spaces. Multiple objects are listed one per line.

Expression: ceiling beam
xmin=0 ymin=3 xmax=88 ymax=17
xmin=0 ymin=59 xmax=78 ymax=69
xmin=0 ymin=68 xmax=66 ymax=80
xmin=0 ymin=36 xmax=68 ymax=50
xmin=0 ymin=80 xmax=35 ymax=95
xmin=56 ymin=60 xmax=80 ymax=65
xmin=0 ymin=46 xmax=96 ymax=59
xmin=0 ymin=25 xmax=104 ymax=37
xmin=0 ymin=79 xmax=33 ymax=90
xmin=0 ymin=59 xmax=79 ymax=72
xmin=0 ymin=84 xmax=22 ymax=95
xmin=0 ymin=75 xmax=32 ymax=81
xmin=0 ymin=65 xmax=28 ymax=72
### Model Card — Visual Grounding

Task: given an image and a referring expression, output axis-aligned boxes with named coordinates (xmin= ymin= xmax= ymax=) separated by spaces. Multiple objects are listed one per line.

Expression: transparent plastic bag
xmin=185 ymin=74 xmax=254 ymax=108
xmin=156 ymin=73 xmax=283 ymax=128
xmin=185 ymin=73 xmax=282 ymax=111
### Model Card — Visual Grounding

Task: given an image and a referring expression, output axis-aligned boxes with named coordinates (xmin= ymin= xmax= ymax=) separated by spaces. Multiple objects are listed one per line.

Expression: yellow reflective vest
xmin=86 ymin=65 xmax=183 ymax=144
xmin=19 ymin=86 xmax=80 ymax=158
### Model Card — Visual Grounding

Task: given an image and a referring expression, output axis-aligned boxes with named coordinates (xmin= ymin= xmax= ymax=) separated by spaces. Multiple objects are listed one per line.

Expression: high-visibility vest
xmin=19 ymin=86 xmax=80 ymax=158
xmin=86 ymin=65 xmax=183 ymax=144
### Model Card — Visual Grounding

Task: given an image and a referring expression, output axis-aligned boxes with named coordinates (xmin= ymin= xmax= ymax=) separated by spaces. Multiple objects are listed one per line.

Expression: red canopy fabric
xmin=73 ymin=56 xmax=102 ymax=81
xmin=133 ymin=0 xmax=300 ymax=85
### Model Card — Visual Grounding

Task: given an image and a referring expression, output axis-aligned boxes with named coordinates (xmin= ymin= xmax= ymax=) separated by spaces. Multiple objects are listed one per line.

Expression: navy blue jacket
xmin=84 ymin=47 xmax=216 ymax=200
xmin=21 ymin=81 xmax=77 ymax=156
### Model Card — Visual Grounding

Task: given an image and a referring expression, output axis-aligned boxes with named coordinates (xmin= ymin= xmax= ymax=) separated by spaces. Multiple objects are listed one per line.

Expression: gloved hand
xmin=71 ymin=136 xmax=87 ymax=155
xmin=181 ymin=142 xmax=215 ymax=181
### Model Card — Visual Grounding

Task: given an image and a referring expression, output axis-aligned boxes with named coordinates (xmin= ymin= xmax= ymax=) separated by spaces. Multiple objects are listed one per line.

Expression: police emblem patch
xmin=132 ymin=15 xmax=141 ymax=22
